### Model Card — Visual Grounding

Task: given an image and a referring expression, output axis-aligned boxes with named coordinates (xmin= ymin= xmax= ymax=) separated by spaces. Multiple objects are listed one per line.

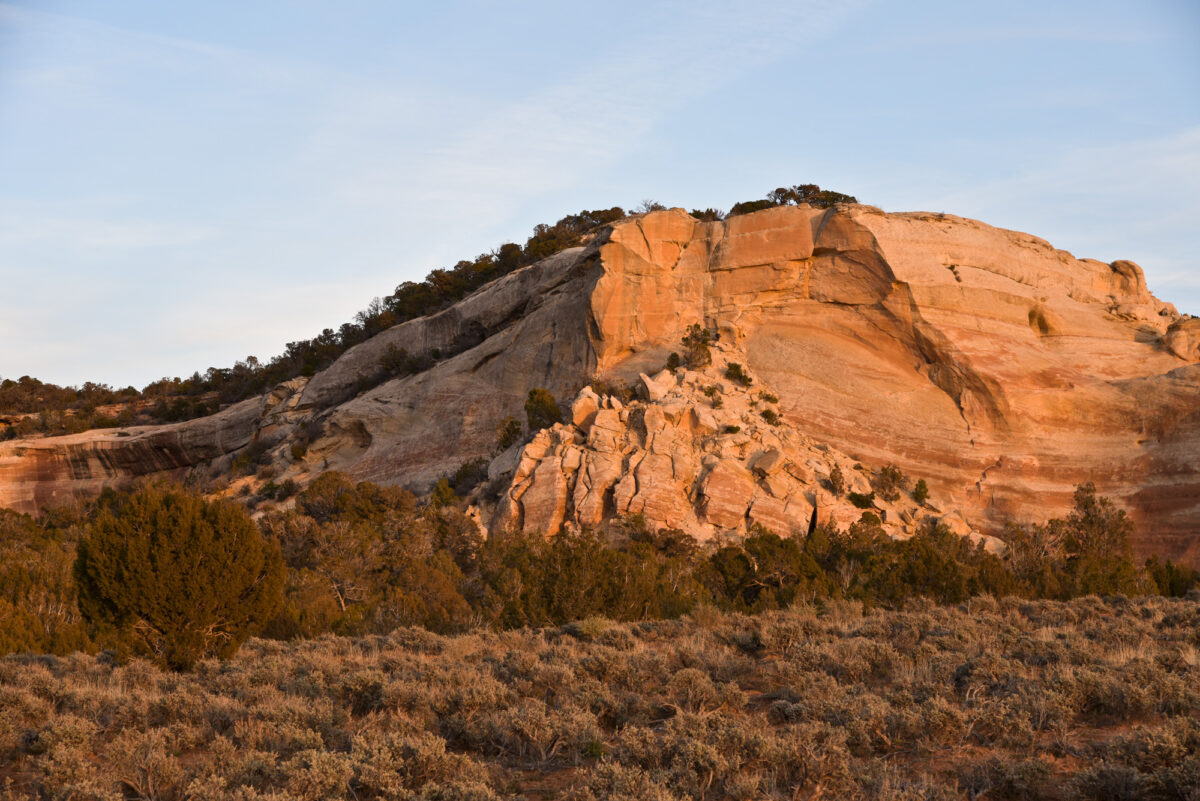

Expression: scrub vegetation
xmin=0 ymin=474 xmax=1198 ymax=799
xmin=2 ymin=596 xmax=1199 ymax=800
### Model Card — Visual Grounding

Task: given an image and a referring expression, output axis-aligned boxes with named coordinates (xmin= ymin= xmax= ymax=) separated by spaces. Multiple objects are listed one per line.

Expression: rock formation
xmin=491 ymin=349 xmax=988 ymax=552
xmin=2 ymin=205 xmax=1197 ymax=564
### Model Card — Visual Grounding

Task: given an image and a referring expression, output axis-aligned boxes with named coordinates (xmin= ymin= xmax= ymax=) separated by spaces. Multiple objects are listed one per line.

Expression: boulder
xmin=700 ymin=460 xmax=758 ymax=529
xmin=1165 ymin=318 xmax=1200 ymax=361
xmin=571 ymin=387 xmax=601 ymax=429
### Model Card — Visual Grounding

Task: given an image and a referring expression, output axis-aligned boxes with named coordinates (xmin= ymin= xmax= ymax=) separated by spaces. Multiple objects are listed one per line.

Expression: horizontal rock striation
xmin=0 ymin=397 xmax=262 ymax=511
xmin=2 ymin=205 xmax=1197 ymax=563
xmin=579 ymin=207 xmax=1199 ymax=562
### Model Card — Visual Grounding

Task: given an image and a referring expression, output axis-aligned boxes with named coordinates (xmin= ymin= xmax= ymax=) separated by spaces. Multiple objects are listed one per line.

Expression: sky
xmin=1 ymin=0 xmax=1198 ymax=389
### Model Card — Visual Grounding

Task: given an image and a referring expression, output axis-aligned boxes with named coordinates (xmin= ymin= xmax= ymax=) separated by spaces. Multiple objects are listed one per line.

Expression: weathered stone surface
xmin=691 ymin=406 xmax=719 ymax=437
xmin=571 ymin=387 xmax=601 ymax=429
xmin=786 ymin=495 xmax=816 ymax=531
xmin=812 ymin=489 xmax=837 ymax=530
xmin=762 ymin=472 xmax=791 ymax=499
xmin=701 ymin=460 xmax=757 ymax=529
xmin=573 ymin=450 xmax=622 ymax=527
xmin=3 ymin=206 xmax=1198 ymax=565
xmin=640 ymin=371 xmax=675 ymax=402
xmin=751 ymin=449 xmax=784 ymax=476
xmin=748 ymin=494 xmax=812 ymax=537
xmin=488 ymin=444 xmax=522 ymax=481
xmin=587 ymin=410 xmax=624 ymax=451
xmin=0 ymin=393 xmax=271 ymax=510
xmin=521 ymin=456 xmax=569 ymax=537
xmin=1165 ymin=317 xmax=1200 ymax=361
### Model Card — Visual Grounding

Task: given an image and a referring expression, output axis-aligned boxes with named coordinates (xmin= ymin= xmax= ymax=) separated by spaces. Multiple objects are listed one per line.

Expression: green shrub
xmin=1144 ymin=556 xmax=1200 ymax=596
xmin=495 ymin=417 xmax=521 ymax=451
xmin=913 ymin=479 xmax=930 ymax=505
xmin=829 ymin=465 xmax=846 ymax=496
xmin=728 ymin=183 xmax=857 ymax=217
xmin=430 ymin=478 xmax=458 ymax=508
xmin=873 ymin=464 xmax=907 ymax=502
xmin=767 ymin=183 xmax=857 ymax=208
xmin=74 ymin=483 xmax=284 ymax=669
xmin=760 ymin=409 xmax=780 ymax=425
xmin=724 ymin=363 xmax=752 ymax=387
xmin=451 ymin=458 xmax=489 ymax=494
xmin=0 ymin=509 xmax=93 ymax=656
xmin=524 ymin=389 xmax=561 ymax=432
xmin=231 ymin=439 xmax=271 ymax=475
xmin=378 ymin=344 xmax=429 ymax=378
xmin=727 ymin=198 xmax=777 ymax=216
xmin=681 ymin=324 xmax=713 ymax=368
xmin=848 ymin=491 xmax=875 ymax=509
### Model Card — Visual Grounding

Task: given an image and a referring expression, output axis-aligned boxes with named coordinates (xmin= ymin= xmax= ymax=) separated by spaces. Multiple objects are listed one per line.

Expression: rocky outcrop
xmin=492 ymin=346 xmax=1000 ymax=550
xmin=571 ymin=207 xmax=1199 ymax=563
xmin=2 ymin=205 xmax=1198 ymax=564
xmin=1165 ymin=317 xmax=1200 ymax=362
xmin=0 ymin=396 xmax=263 ymax=511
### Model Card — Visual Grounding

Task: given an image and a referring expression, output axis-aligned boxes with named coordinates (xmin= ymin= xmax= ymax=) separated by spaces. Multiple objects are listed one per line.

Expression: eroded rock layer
xmin=492 ymin=350 xmax=989 ymax=553
xmin=2 ymin=206 xmax=1197 ymax=563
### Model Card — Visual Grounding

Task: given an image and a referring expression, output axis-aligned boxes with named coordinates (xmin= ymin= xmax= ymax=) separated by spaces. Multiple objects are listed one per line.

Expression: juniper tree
xmin=681 ymin=324 xmax=713 ymax=368
xmin=525 ymin=388 xmax=561 ymax=432
xmin=74 ymin=483 xmax=283 ymax=669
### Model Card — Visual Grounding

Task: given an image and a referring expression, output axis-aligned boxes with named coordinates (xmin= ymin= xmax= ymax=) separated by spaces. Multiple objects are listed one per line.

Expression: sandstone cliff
xmin=2 ymin=205 xmax=1197 ymax=563
xmin=491 ymin=347 xmax=993 ymax=553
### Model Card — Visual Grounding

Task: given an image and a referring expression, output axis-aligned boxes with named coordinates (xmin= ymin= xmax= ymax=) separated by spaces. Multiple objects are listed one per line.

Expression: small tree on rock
xmin=681 ymin=324 xmax=713 ymax=368
xmin=74 ymin=483 xmax=284 ymax=670
xmin=525 ymin=389 xmax=561 ymax=432
xmin=873 ymin=464 xmax=907 ymax=502
xmin=829 ymin=464 xmax=845 ymax=496
xmin=495 ymin=416 xmax=521 ymax=451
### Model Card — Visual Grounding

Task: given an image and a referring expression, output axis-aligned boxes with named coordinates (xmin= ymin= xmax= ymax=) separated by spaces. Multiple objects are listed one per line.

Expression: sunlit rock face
xmin=0 ymin=397 xmax=264 ymax=511
xmin=2 ymin=206 xmax=1197 ymax=564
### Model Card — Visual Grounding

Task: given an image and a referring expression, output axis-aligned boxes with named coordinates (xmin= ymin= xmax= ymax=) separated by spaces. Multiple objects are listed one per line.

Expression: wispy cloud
xmin=320 ymin=0 xmax=874 ymax=214
xmin=0 ymin=0 xmax=878 ymax=386
xmin=5 ymin=0 xmax=1195 ymax=388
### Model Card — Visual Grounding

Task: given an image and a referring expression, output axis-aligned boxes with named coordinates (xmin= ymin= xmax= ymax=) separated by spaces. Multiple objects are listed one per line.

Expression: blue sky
xmin=1 ymin=0 xmax=1197 ymax=389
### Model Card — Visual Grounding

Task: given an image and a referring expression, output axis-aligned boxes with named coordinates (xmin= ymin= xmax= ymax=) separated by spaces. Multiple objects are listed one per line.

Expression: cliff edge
xmin=2 ymin=205 xmax=1197 ymax=563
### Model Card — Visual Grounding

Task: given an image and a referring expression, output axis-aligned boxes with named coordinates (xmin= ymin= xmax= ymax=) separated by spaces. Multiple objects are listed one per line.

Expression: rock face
xmin=0 ymin=397 xmax=262 ymax=511
xmin=492 ymin=354 xmax=947 ymax=547
xmin=2 ymin=206 xmax=1198 ymax=564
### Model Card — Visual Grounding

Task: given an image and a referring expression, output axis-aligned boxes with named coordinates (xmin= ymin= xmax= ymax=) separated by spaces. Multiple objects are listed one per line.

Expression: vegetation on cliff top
xmin=1 ymin=184 xmax=856 ymax=439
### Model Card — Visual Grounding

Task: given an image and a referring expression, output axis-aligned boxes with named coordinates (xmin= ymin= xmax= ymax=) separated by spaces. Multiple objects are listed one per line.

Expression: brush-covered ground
xmin=3 ymin=595 xmax=1199 ymax=801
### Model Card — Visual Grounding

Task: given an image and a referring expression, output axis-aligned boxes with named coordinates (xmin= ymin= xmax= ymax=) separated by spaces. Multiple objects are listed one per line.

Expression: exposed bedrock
xmin=2 ymin=205 xmax=1197 ymax=564
xmin=0 ymin=396 xmax=264 ymax=511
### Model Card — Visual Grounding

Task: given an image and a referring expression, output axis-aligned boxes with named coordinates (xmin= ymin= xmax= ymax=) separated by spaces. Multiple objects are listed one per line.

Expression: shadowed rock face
xmin=0 ymin=397 xmax=264 ymax=511
xmin=2 ymin=206 xmax=1197 ymax=563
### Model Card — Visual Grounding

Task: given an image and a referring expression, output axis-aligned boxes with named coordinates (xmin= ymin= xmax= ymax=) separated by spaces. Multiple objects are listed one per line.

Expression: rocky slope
xmin=2 ymin=205 xmax=1197 ymax=563
xmin=491 ymin=348 xmax=994 ymax=552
